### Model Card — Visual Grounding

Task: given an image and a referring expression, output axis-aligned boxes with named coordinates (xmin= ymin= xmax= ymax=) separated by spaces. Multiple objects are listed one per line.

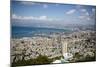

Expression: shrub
xmin=11 ymin=55 xmax=53 ymax=67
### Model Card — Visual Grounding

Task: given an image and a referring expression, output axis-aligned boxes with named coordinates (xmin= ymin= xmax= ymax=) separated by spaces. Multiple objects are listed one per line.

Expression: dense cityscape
xmin=11 ymin=30 xmax=96 ymax=66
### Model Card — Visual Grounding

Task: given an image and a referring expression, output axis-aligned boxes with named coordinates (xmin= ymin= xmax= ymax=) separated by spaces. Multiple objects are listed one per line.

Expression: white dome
xmin=63 ymin=53 xmax=73 ymax=60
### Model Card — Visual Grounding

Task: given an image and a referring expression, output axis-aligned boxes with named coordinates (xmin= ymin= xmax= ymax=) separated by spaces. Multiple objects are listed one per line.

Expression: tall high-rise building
xmin=62 ymin=41 xmax=68 ymax=55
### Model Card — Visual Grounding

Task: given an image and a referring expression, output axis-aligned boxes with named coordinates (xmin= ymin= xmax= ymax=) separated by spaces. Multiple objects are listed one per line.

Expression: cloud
xmin=80 ymin=9 xmax=89 ymax=16
xmin=79 ymin=8 xmax=96 ymax=21
xmin=12 ymin=14 xmax=22 ymax=20
xmin=78 ymin=15 xmax=91 ymax=21
xmin=12 ymin=14 xmax=34 ymax=20
xmin=43 ymin=4 xmax=48 ymax=8
xmin=55 ymin=4 xmax=59 ymax=6
xmin=39 ymin=16 xmax=47 ymax=20
xmin=39 ymin=16 xmax=51 ymax=21
xmin=11 ymin=14 xmax=60 ymax=22
xmin=78 ymin=14 xmax=91 ymax=21
xmin=87 ymin=17 xmax=91 ymax=20
xmin=85 ymin=12 xmax=89 ymax=16
xmin=21 ymin=2 xmax=48 ymax=9
xmin=78 ymin=8 xmax=91 ymax=21
xmin=80 ymin=9 xmax=87 ymax=12
xmin=20 ymin=1 xmax=35 ymax=5
xmin=76 ymin=5 xmax=84 ymax=9
xmin=66 ymin=9 xmax=76 ymax=14
xmin=92 ymin=8 xmax=96 ymax=12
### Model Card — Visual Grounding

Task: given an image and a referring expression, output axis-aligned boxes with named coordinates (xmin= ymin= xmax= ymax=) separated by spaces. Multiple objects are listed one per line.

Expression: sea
xmin=11 ymin=26 xmax=71 ymax=38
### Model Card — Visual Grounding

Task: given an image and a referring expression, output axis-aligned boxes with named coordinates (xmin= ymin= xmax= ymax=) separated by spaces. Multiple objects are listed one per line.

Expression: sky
xmin=11 ymin=1 xmax=96 ymax=27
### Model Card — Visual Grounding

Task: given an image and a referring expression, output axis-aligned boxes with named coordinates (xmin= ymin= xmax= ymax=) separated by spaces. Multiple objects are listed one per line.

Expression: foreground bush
xmin=70 ymin=52 xmax=96 ymax=62
xmin=11 ymin=55 xmax=53 ymax=67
